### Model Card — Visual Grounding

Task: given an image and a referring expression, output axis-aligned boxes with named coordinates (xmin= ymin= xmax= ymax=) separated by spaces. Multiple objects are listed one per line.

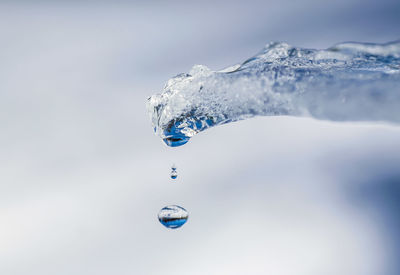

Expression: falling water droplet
xmin=170 ymin=164 xmax=177 ymax=179
xmin=158 ymin=205 xmax=188 ymax=229
xmin=170 ymin=170 xmax=178 ymax=179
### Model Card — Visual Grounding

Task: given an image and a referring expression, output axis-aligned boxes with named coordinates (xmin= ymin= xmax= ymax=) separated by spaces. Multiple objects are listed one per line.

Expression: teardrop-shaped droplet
xmin=158 ymin=205 xmax=188 ymax=229
xmin=170 ymin=169 xmax=178 ymax=179
xmin=170 ymin=164 xmax=178 ymax=179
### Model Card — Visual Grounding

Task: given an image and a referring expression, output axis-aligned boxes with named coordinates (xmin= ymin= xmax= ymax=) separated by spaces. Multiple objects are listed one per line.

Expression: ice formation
xmin=147 ymin=41 xmax=400 ymax=146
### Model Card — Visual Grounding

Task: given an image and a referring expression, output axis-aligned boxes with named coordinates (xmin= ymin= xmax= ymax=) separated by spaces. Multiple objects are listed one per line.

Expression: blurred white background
xmin=0 ymin=1 xmax=399 ymax=274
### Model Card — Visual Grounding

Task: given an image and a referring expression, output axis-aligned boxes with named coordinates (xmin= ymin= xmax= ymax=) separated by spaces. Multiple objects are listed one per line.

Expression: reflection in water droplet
xmin=163 ymin=137 xmax=190 ymax=147
xmin=171 ymin=164 xmax=177 ymax=179
xmin=171 ymin=170 xmax=177 ymax=179
xmin=158 ymin=205 xmax=188 ymax=229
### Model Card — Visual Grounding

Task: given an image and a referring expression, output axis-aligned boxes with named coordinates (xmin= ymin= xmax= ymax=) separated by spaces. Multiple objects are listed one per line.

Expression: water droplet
xmin=158 ymin=205 xmax=188 ymax=229
xmin=163 ymin=136 xmax=190 ymax=147
xmin=170 ymin=164 xmax=177 ymax=179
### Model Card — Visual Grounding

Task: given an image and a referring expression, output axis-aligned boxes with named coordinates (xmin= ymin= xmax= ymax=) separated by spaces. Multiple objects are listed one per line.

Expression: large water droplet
xmin=158 ymin=205 xmax=188 ymax=229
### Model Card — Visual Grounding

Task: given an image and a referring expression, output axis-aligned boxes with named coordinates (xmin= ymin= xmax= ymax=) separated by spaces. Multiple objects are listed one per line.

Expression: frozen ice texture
xmin=147 ymin=41 xmax=400 ymax=147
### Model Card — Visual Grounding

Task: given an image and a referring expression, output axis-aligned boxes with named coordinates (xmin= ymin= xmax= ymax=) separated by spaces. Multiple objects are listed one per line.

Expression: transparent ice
xmin=147 ymin=41 xmax=400 ymax=147
xmin=158 ymin=205 xmax=188 ymax=229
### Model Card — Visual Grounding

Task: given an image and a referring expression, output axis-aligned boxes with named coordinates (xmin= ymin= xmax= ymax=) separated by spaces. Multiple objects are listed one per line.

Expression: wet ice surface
xmin=147 ymin=41 xmax=400 ymax=147
xmin=158 ymin=205 xmax=188 ymax=229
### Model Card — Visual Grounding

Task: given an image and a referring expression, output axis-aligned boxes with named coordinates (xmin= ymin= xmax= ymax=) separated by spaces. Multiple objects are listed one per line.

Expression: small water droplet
xmin=170 ymin=164 xmax=178 ymax=179
xmin=158 ymin=205 xmax=188 ymax=229
xmin=170 ymin=170 xmax=178 ymax=179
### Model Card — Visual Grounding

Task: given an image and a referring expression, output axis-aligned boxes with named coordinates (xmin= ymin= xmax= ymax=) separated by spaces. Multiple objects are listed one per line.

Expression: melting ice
xmin=158 ymin=205 xmax=188 ymax=229
xmin=147 ymin=41 xmax=400 ymax=147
